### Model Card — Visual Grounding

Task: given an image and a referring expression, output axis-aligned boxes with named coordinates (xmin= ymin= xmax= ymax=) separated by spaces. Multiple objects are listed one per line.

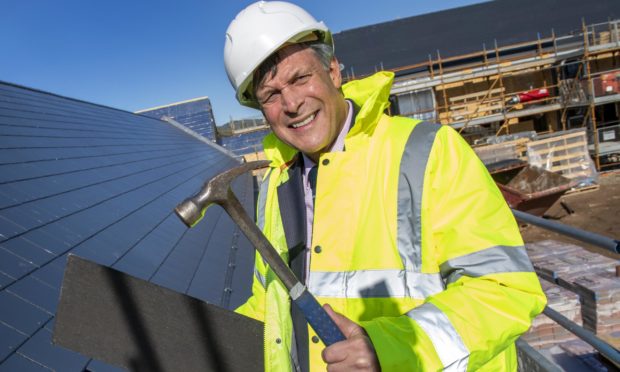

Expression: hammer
xmin=175 ymin=160 xmax=345 ymax=346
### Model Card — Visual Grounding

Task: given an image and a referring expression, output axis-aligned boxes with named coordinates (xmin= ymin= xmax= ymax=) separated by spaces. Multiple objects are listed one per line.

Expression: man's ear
xmin=329 ymin=57 xmax=343 ymax=89
xmin=260 ymin=108 xmax=271 ymax=126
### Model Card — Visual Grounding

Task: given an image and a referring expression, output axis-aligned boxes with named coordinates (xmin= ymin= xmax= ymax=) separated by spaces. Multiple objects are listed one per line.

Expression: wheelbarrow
xmin=487 ymin=159 xmax=574 ymax=217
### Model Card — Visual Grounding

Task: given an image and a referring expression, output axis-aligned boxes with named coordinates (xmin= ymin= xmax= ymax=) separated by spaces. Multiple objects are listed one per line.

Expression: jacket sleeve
xmin=361 ymin=126 xmax=547 ymax=371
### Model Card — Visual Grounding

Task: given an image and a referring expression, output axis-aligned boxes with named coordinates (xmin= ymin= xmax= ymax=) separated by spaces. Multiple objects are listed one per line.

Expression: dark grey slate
xmin=0 ymin=248 xmax=37 ymax=280
xmin=137 ymin=98 xmax=218 ymax=142
xmin=1 ymin=237 xmax=56 ymax=267
xmin=8 ymin=276 xmax=59 ymax=315
xmin=0 ymin=291 xmax=51 ymax=336
xmin=0 ymin=81 xmax=257 ymax=370
xmin=0 ymin=353 xmax=51 ymax=372
xmin=0 ymin=322 xmax=27 ymax=362
xmin=30 ymin=256 xmax=66 ymax=290
xmin=18 ymin=326 xmax=89 ymax=371
xmin=0 ymin=273 xmax=12 ymax=290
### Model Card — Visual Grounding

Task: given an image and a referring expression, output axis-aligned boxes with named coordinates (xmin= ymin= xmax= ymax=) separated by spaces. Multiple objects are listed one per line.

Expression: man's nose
xmin=281 ymin=87 xmax=303 ymax=114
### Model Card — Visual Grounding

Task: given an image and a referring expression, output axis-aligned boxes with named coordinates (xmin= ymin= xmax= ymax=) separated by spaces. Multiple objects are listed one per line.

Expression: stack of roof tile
xmin=526 ymin=241 xmax=618 ymax=283
xmin=525 ymin=240 xmax=620 ymax=343
xmin=521 ymin=278 xmax=581 ymax=349
xmin=572 ymin=272 xmax=620 ymax=336
xmin=525 ymin=240 xmax=582 ymax=282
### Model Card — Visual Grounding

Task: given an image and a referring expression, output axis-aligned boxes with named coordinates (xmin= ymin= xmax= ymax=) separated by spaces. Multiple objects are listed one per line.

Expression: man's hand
xmin=321 ymin=304 xmax=381 ymax=371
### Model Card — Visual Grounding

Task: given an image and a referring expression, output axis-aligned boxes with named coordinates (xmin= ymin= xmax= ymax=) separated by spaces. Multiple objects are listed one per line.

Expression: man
xmin=224 ymin=2 xmax=546 ymax=371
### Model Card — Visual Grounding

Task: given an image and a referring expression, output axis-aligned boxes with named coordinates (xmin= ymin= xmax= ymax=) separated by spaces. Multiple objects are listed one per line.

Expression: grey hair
xmin=252 ymin=41 xmax=334 ymax=101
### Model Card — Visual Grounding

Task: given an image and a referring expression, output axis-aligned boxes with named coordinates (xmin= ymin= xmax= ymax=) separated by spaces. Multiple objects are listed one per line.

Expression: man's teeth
xmin=291 ymin=114 xmax=315 ymax=128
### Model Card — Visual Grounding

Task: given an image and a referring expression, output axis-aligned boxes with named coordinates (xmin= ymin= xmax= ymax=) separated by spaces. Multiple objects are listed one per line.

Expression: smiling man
xmin=224 ymin=2 xmax=546 ymax=371
xmin=255 ymin=44 xmax=348 ymax=163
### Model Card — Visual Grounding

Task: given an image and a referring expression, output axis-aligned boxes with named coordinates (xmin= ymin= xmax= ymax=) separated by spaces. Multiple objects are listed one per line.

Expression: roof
xmin=136 ymin=97 xmax=218 ymax=143
xmin=333 ymin=0 xmax=620 ymax=78
xmin=0 ymin=82 xmax=256 ymax=370
xmin=134 ymin=96 xmax=210 ymax=114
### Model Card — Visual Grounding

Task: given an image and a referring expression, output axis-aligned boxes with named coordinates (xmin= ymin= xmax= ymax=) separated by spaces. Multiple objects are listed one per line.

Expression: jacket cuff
xmin=360 ymin=313 xmax=444 ymax=371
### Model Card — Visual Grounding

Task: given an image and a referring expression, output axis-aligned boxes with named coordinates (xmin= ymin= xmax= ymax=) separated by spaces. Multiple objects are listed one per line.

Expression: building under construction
xmin=218 ymin=117 xmax=270 ymax=158
xmin=334 ymin=0 xmax=620 ymax=172
xmin=1 ymin=1 xmax=619 ymax=370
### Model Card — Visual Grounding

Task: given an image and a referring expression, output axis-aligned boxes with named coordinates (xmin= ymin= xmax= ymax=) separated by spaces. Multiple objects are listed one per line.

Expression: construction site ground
xmin=519 ymin=170 xmax=620 ymax=259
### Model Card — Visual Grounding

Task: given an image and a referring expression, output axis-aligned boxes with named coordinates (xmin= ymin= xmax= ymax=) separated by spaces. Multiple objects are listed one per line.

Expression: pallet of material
xmin=448 ymin=100 xmax=503 ymax=122
xmin=572 ymin=272 xmax=620 ymax=336
xmin=555 ymin=254 xmax=618 ymax=290
xmin=526 ymin=240 xmax=617 ymax=284
xmin=526 ymin=129 xmax=594 ymax=181
xmin=441 ymin=88 xmax=506 ymax=123
xmin=451 ymin=99 xmax=503 ymax=112
xmin=448 ymin=87 xmax=505 ymax=105
xmin=525 ymin=240 xmax=620 ymax=341
xmin=473 ymin=137 xmax=530 ymax=165
xmin=525 ymin=240 xmax=583 ymax=282
xmin=522 ymin=278 xmax=581 ymax=349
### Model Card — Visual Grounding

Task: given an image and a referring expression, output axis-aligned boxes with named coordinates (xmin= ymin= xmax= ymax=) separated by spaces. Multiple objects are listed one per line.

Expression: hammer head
xmin=175 ymin=160 xmax=270 ymax=227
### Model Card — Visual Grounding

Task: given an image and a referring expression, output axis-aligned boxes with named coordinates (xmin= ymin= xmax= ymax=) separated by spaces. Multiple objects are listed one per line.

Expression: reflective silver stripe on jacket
xmin=440 ymin=245 xmax=534 ymax=284
xmin=407 ymin=302 xmax=469 ymax=371
xmin=256 ymin=168 xmax=273 ymax=230
xmin=256 ymin=169 xmax=272 ymax=267
xmin=397 ymin=122 xmax=441 ymax=273
xmin=254 ymin=267 xmax=266 ymax=288
xmin=307 ymin=270 xmax=444 ymax=299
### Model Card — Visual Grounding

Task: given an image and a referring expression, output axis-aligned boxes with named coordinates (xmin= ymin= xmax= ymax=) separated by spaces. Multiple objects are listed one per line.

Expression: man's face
xmin=255 ymin=45 xmax=347 ymax=162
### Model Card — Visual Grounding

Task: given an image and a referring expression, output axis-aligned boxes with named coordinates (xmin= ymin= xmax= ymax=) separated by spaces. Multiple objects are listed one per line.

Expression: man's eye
xmin=260 ymin=92 xmax=279 ymax=105
xmin=294 ymin=74 xmax=311 ymax=84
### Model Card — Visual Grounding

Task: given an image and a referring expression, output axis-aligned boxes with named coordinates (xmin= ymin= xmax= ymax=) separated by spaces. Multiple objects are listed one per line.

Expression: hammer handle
xmin=293 ymin=289 xmax=346 ymax=346
xmin=223 ymin=191 xmax=345 ymax=346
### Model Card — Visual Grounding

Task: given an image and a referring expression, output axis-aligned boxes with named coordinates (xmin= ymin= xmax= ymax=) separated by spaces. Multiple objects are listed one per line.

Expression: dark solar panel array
xmin=137 ymin=98 xmax=218 ymax=143
xmin=0 ymin=82 xmax=256 ymax=371
xmin=219 ymin=128 xmax=271 ymax=156
xmin=333 ymin=0 xmax=620 ymax=78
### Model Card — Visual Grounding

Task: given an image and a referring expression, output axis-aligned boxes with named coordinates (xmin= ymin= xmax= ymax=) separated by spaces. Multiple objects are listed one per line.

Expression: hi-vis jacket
xmin=236 ymin=71 xmax=547 ymax=371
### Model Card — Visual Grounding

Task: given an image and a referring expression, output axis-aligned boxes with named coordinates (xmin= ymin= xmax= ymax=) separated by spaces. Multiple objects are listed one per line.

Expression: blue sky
xmin=1 ymin=0 xmax=487 ymax=125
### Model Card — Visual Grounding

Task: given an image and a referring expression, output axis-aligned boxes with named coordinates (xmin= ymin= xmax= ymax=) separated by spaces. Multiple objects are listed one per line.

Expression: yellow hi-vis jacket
xmin=236 ymin=71 xmax=546 ymax=371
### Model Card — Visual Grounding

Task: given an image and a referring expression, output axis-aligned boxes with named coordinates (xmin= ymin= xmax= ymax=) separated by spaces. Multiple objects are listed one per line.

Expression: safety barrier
xmin=513 ymin=209 xmax=620 ymax=370
xmin=512 ymin=209 xmax=620 ymax=254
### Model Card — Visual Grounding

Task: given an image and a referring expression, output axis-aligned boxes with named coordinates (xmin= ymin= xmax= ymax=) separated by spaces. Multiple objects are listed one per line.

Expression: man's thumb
xmin=323 ymin=303 xmax=355 ymax=337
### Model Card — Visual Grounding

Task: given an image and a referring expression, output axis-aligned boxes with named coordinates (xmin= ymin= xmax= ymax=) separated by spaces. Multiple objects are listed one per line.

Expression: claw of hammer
xmin=173 ymin=159 xmax=346 ymax=346
xmin=175 ymin=160 xmax=270 ymax=227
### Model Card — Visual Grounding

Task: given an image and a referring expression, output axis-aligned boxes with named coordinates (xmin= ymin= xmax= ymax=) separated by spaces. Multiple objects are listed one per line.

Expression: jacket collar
xmin=262 ymin=71 xmax=395 ymax=169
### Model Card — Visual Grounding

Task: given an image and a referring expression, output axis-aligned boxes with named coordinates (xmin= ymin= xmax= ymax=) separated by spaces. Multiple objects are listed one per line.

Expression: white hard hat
xmin=224 ymin=1 xmax=333 ymax=108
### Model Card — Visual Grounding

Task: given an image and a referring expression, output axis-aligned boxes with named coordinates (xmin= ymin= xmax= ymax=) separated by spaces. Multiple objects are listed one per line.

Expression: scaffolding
xmin=381 ymin=19 xmax=620 ymax=171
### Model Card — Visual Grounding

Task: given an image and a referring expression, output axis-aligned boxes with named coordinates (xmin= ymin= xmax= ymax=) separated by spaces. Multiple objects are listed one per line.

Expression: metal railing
xmin=542 ymin=306 xmax=620 ymax=367
xmin=513 ymin=209 xmax=620 ymax=368
xmin=512 ymin=209 xmax=620 ymax=254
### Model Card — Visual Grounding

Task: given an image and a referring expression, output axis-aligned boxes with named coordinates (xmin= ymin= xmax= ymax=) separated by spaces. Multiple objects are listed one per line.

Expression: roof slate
xmin=0 ymin=82 xmax=256 ymax=371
